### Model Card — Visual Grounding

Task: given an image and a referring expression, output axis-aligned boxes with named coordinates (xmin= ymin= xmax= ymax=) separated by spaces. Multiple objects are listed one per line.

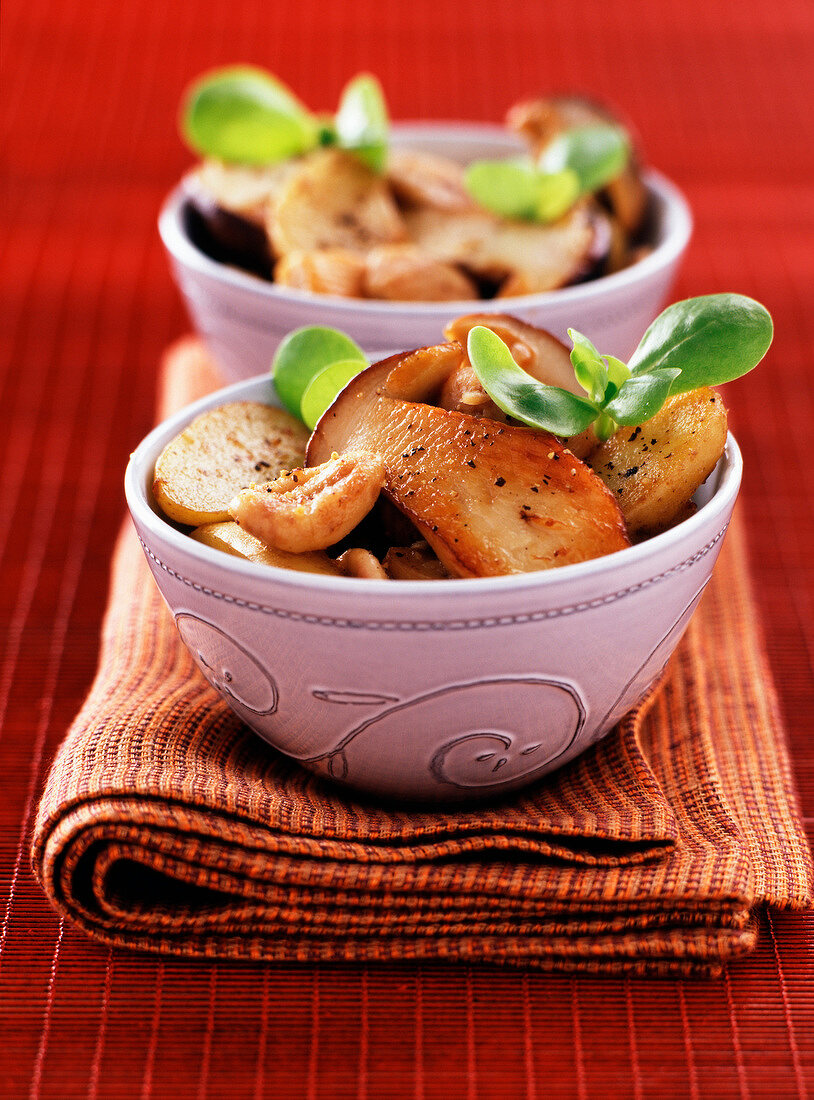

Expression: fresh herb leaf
xmin=334 ymin=73 xmax=389 ymax=173
xmin=180 ymin=66 xmax=319 ymax=164
xmin=469 ymin=294 xmax=772 ymax=443
xmin=604 ymin=368 xmax=681 ymax=426
xmin=568 ymin=328 xmax=608 ymax=402
xmin=467 ymin=327 xmax=598 ymax=437
xmin=538 ymin=124 xmax=630 ymax=194
xmin=535 ymin=169 xmax=581 ymax=221
xmin=272 ymin=326 xmax=366 ymax=418
xmin=300 ymin=359 xmax=367 ymax=429
xmin=628 ymin=293 xmax=774 ymax=392
xmin=464 ymin=159 xmax=543 ymax=221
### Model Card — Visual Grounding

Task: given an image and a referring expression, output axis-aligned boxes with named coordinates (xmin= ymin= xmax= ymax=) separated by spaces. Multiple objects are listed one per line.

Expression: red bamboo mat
xmin=3 ymin=0 xmax=814 ymax=1096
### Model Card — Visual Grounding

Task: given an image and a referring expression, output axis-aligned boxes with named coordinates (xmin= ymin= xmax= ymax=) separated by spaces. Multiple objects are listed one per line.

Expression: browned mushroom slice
xmin=439 ymin=313 xmax=579 ymax=419
xmin=444 ymin=313 xmax=581 ymax=393
xmin=506 ymin=94 xmax=648 ymax=236
xmin=308 ymin=350 xmax=630 ymax=577
xmin=387 ymin=149 xmax=475 ymax=212
xmin=588 ymin=389 xmax=728 ymax=536
xmin=269 ymin=148 xmax=407 ymax=256
xmin=230 ymin=451 xmax=386 ymax=553
xmin=403 ymin=201 xmax=605 ymax=293
xmin=190 ymin=521 xmax=342 ymax=575
xmin=182 ymin=159 xmax=300 ymax=274
xmin=364 ymin=244 xmax=478 ymax=301
xmin=383 ymin=543 xmax=450 ymax=580
xmin=274 ymin=248 xmax=367 ymax=297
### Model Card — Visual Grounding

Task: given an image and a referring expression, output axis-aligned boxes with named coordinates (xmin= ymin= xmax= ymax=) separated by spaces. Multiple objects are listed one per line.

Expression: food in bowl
xmin=178 ymin=66 xmax=655 ymax=301
xmin=150 ymin=295 xmax=772 ymax=581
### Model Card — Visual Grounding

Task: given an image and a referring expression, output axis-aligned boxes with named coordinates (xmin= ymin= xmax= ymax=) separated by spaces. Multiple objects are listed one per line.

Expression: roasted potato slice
xmin=588 ymin=388 xmax=728 ymax=536
xmin=190 ymin=521 xmax=341 ymax=575
xmin=153 ymin=402 xmax=308 ymax=526
xmin=364 ymin=244 xmax=477 ymax=301
xmin=269 ymin=149 xmax=406 ymax=256
xmin=274 ymin=248 xmax=367 ymax=297
xmin=386 ymin=149 xmax=474 ymax=212
xmin=403 ymin=202 xmax=606 ymax=293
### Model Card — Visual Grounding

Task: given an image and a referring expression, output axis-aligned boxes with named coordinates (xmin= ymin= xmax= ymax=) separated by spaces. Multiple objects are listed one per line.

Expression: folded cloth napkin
xmin=32 ymin=339 xmax=813 ymax=976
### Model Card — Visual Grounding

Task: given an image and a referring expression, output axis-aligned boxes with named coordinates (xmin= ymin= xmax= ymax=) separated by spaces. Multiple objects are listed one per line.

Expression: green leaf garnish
xmin=463 ymin=121 xmax=630 ymax=223
xmin=464 ymin=159 xmax=545 ymax=221
xmin=180 ymin=66 xmax=319 ymax=164
xmin=300 ymin=359 xmax=367 ymax=429
xmin=628 ymin=294 xmax=774 ymax=393
xmin=468 ymin=294 xmax=773 ymax=442
xmin=535 ymin=169 xmax=582 ymax=222
xmin=603 ymin=368 xmax=681 ymax=426
xmin=467 ymin=327 xmax=599 ymax=437
xmin=538 ymin=124 xmax=631 ymax=194
xmin=272 ymin=326 xmax=366 ymax=418
xmin=334 ymin=73 xmax=389 ymax=173
xmin=568 ymin=328 xmax=608 ymax=402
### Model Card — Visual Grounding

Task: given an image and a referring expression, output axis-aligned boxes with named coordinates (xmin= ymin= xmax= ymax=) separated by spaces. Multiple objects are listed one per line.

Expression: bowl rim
xmin=158 ymin=121 xmax=693 ymax=316
xmin=125 ymin=370 xmax=742 ymax=600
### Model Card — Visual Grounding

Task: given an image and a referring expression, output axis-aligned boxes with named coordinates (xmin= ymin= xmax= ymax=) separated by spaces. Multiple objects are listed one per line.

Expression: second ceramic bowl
xmin=159 ymin=123 xmax=692 ymax=380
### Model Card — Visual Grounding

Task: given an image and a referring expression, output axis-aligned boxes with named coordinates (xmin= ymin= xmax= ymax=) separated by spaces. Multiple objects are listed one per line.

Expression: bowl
xmin=158 ymin=123 xmax=692 ymax=381
xmin=125 ymin=371 xmax=741 ymax=804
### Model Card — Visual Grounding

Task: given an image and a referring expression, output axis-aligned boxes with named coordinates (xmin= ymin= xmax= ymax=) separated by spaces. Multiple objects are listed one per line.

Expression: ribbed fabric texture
xmin=31 ymin=340 xmax=813 ymax=977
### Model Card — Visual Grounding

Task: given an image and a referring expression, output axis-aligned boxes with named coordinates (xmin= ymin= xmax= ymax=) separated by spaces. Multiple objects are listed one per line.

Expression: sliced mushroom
xmin=274 ymin=248 xmax=367 ymax=297
xmin=403 ymin=201 xmax=606 ymax=293
xmin=383 ymin=543 xmax=450 ymax=580
xmin=182 ymin=159 xmax=300 ymax=275
xmin=190 ymin=521 xmax=342 ymax=575
xmin=308 ymin=349 xmax=629 ymax=576
xmin=588 ymin=389 xmax=728 ymax=536
xmin=269 ymin=148 xmax=407 ymax=256
xmin=439 ymin=313 xmax=580 ymax=420
xmin=386 ymin=149 xmax=474 ymax=212
xmin=363 ymin=244 xmax=478 ymax=301
xmin=506 ymin=94 xmax=648 ymax=236
xmin=229 ymin=451 xmax=386 ymax=553
xmin=444 ymin=313 xmax=582 ymax=393
xmin=336 ymin=548 xmax=388 ymax=580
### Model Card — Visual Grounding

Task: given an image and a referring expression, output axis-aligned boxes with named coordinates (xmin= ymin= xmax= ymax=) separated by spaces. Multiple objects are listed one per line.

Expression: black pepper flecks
xmin=495 ymin=477 xmax=506 ymax=487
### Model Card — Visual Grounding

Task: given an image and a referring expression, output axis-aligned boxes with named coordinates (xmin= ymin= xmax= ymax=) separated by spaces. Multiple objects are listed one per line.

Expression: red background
xmin=3 ymin=0 xmax=814 ymax=1096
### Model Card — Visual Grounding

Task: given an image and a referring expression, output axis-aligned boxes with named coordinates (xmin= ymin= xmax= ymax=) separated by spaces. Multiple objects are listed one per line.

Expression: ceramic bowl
xmin=158 ymin=123 xmax=692 ymax=381
xmin=125 ymin=371 xmax=741 ymax=804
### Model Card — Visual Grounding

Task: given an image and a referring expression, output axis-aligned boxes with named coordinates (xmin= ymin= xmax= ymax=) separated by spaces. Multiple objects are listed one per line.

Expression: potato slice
xmin=588 ymin=388 xmax=728 ymax=535
xmin=364 ymin=244 xmax=477 ymax=301
xmin=269 ymin=148 xmax=406 ymax=256
xmin=274 ymin=248 xmax=367 ymax=297
xmin=153 ymin=402 xmax=308 ymax=526
xmin=190 ymin=521 xmax=341 ymax=576
xmin=386 ymin=149 xmax=474 ymax=212
xmin=403 ymin=202 xmax=604 ymax=292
